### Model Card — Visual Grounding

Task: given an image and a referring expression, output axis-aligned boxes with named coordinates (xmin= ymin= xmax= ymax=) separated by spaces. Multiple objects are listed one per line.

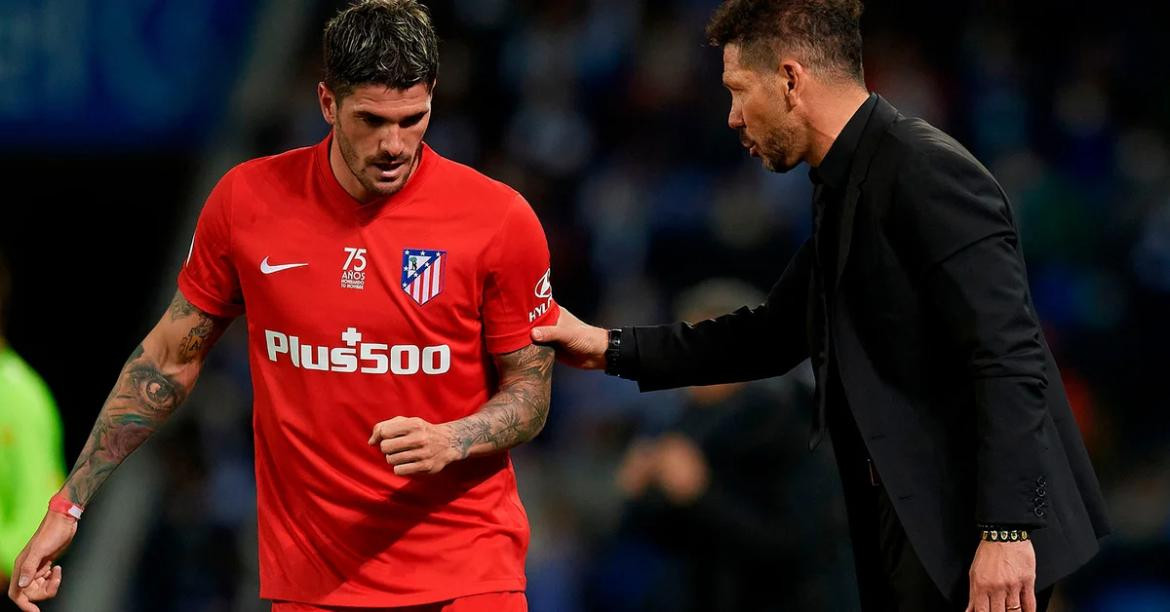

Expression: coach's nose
xmin=728 ymin=103 xmax=745 ymax=131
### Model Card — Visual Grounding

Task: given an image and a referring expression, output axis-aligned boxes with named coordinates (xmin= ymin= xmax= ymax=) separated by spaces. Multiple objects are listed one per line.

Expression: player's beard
xmin=336 ymin=126 xmax=419 ymax=198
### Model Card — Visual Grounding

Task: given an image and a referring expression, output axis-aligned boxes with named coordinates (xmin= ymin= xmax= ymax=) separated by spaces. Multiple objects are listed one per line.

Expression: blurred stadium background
xmin=2 ymin=0 xmax=1169 ymax=610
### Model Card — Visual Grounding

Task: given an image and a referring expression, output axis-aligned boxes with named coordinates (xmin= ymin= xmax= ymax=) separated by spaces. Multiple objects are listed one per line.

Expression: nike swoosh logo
xmin=260 ymin=257 xmax=309 ymax=275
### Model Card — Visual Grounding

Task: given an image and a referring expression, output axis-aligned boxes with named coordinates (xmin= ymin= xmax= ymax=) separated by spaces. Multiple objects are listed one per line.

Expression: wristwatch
xmin=604 ymin=328 xmax=623 ymax=377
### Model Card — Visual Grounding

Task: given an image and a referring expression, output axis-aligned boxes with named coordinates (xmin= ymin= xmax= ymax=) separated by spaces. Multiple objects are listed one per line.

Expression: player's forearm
xmin=62 ymin=291 xmax=225 ymax=506
xmin=61 ymin=344 xmax=193 ymax=506
xmin=443 ymin=344 xmax=553 ymax=459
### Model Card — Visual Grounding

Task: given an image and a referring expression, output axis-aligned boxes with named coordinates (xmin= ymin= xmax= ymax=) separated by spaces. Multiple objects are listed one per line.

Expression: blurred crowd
xmin=4 ymin=0 xmax=1169 ymax=610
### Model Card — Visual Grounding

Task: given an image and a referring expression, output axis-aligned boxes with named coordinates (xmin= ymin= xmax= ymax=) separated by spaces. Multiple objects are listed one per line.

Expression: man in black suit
xmin=532 ymin=1 xmax=1109 ymax=610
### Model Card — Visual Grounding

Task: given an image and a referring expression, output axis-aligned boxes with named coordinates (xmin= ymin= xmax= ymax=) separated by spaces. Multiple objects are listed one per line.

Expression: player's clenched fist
xmin=369 ymin=416 xmax=461 ymax=476
xmin=8 ymin=511 xmax=75 ymax=612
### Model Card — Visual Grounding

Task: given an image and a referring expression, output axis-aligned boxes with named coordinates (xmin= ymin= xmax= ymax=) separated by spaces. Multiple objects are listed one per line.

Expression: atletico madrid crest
xmin=402 ymin=249 xmax=446 ymax=305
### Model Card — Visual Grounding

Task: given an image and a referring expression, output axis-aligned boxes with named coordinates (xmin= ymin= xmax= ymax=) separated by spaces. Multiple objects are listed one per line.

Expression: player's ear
xmin=318 ymin=82 xmax=338 ymax=125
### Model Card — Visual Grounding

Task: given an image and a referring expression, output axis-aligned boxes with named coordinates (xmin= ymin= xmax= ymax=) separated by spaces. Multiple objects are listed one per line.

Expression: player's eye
xmin=360 ymin=114 xmax=384 ymax=127
xmin=400 ymin=112 xmax=427 ymax=128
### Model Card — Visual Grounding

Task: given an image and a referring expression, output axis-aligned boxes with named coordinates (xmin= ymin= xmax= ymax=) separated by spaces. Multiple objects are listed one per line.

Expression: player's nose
xmin=381 ymin=127 xmax=406 ymax=157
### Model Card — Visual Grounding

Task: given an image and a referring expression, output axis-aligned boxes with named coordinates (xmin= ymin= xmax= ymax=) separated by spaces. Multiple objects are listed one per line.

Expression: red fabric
xmin=271 ymin=591 xmax=527 ymax=611
xmin=178 ymin=137 xmax=557 ymax=606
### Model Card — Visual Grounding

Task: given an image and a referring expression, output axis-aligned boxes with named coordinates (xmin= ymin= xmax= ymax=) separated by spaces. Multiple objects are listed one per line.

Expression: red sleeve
xmin=482 ymin=194 xmax=559 ymax=354
xmin=177 ymin=172 xmax=244 ymax=318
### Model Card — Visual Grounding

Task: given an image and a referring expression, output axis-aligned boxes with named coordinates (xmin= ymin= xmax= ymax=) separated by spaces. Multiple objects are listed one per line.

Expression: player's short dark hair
xmin=323 ymin=0 xmax=439 ymax=101
xmin=706 ymin=0 xmax=864 ymax=84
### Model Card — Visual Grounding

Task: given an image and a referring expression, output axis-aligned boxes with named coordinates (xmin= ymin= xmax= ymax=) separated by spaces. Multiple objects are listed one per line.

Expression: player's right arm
xmin=7 ymin=289 xmax=231 ymax=612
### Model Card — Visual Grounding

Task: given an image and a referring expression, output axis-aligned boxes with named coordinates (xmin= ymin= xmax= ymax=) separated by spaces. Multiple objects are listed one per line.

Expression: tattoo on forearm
xmin=178 ymin=316 xmax=215 ymax=357
xmin=446 ymin=344 xmax=554 ymax=458
xmin=64 ymin=291 xmax=224 ymax=506
xmin=167 ymin=291 xmax=198 ymax=321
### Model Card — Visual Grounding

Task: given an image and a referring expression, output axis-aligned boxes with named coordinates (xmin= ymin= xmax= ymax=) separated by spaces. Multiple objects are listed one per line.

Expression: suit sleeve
xmin=482 ymin=194 xmax=559 ymax=354
xmin=895 ymin=147 xmax=1050 ymax=528
xmin=621 ymin=241 xmax=812 ymax=392
xmin=177 ymin=172 xmax=244 ymax=318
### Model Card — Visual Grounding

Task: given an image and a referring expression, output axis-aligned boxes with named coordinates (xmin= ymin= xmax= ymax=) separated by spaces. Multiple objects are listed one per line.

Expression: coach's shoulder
xmin=886 ymin=117 xmax=993 ymax=184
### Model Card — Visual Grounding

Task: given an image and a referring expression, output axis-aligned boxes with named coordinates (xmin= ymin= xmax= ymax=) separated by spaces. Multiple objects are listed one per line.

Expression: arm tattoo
xmin=446 ymin=344 xmax=554 ymax=459
xmin=64 ymin=291 xmax=226 ymax=506
xmin=167 ymin=291 xmax=198 ymax=321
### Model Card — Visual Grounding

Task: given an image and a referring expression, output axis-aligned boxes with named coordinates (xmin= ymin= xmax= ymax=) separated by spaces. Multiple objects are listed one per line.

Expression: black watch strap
xmin=604 ymin=328 xmax=623 ymax=377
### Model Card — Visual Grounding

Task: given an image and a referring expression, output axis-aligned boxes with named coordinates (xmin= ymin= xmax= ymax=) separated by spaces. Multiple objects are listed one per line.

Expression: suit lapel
xmin=832 ymin=96 xmax=901 ymax=291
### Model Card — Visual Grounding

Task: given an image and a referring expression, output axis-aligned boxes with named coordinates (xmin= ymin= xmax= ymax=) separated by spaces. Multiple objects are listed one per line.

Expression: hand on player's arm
xmin=9 ymin=290 xmax=230 ymax=611
xmin=370 ymin=343 xmax=554 ymax=476
xmin=531 ymin=308 xmax=608 ymax=369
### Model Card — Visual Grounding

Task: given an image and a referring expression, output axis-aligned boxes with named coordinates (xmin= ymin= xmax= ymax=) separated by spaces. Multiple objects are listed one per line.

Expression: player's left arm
xmin=369 ymin=343 xmax=554 ymax=476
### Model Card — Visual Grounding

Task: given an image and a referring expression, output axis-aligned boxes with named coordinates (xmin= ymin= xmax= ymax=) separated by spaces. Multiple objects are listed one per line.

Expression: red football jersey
xmin=178 ymin=136 xmax=559 ymax=606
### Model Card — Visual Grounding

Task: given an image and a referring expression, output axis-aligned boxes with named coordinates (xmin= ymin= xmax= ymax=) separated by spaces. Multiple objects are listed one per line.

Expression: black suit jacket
xmin=619 ymin=96 xmax=1110 ymax=600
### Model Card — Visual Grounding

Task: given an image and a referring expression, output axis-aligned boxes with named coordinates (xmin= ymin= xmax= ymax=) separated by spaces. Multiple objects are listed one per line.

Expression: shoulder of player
xmin=206 ymin=144 xmax=318 ymax=214
xmin=426 ymin=147 xmax=526 ymax=211
xmin=218 ymin=143 xmax=317 ymax=189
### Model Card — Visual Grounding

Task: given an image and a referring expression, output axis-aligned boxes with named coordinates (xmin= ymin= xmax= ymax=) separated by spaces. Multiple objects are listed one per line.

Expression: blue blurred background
xmin=2 ymin=0 xmax=1169 ymax=610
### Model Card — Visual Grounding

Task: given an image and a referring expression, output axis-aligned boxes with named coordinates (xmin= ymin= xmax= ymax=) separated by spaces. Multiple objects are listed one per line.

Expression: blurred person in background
xmin=588 ymin=278 xmax=846 ymax=611
xmin=7 ymin=1 xmax=560 ymax=611
xmin=534 ymin=0 xmax=1110 ymax=611
xmin=0 ymin=252 xmax=65 ymax=591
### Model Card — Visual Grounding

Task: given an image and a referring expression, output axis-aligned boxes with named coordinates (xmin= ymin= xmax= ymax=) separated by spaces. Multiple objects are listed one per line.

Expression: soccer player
xmin=7 ymin=2 xmax=558 ymax=611
xmin=0 ymin=252 xmax=66 ymax=590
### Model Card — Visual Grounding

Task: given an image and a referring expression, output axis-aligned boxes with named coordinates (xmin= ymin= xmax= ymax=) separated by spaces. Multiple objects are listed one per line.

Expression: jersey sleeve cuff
xmin=177 ymin=273 xmax=244 ymax=319
xmin=485 ymin=301 xmax=561 ymax=355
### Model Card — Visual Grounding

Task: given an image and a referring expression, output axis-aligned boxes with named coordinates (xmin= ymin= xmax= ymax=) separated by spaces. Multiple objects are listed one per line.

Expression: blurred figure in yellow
xmin=0 ymin=251 xmax=65 ymax=585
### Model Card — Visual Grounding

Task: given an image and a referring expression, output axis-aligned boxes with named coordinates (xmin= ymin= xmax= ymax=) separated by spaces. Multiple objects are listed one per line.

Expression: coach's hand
xmin=369 ymin=416 xmax=461 ymax=476
xmin=531 ymin=308 xmax=608 ymax=370
xmin=966 ymin=539 xmax=1037 ymax=612
xmin=8 ymin=511 xmax=74 ymax=611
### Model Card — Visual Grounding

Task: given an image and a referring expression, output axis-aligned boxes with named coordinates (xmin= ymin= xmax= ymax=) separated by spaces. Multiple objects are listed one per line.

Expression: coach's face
xmin=319 ymin=81 xmax=433 ymax=202
xmin=722 ymin=44 xmax=805 ymax=173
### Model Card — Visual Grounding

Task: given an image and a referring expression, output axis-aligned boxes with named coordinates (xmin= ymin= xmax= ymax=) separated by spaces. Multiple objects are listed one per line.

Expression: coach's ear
xmin=318 ymin=82 xmax=338 ymax=126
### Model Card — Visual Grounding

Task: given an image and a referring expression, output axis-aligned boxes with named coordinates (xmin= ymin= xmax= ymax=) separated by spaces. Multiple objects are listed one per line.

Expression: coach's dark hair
xmin=706 ymin=0 xmax=864 ymax=84
xmin=323 ymin=0 xmax=439 ymax=101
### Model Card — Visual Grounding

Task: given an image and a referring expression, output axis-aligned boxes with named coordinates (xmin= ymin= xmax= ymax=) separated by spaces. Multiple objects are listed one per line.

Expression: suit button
xmin=1034 ymin=507 xmax=1046 ymax=518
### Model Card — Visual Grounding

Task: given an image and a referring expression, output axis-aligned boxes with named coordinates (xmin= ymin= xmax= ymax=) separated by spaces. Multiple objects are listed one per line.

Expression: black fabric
xmin=618 ymin=94 xmax=1109 ymax=603
xmin=598 ymin=387 xmax=837 ymax=611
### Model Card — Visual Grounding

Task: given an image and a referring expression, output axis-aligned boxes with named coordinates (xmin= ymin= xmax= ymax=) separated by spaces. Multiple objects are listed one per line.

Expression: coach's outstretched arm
xmin=369 ymin=343 xmax=554 ymax=476
xmin=532 ymin=242 xmax=813 ymax=390
xmin=8 ymin=290 xmax=230 ymax=612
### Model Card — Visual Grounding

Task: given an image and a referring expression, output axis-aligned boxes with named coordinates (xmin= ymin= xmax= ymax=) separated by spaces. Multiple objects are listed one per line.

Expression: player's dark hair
xmin=323 ymin=0 xmax=439 ymax=101
xmin=706 ymin=0 xmax=864 ymax=84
